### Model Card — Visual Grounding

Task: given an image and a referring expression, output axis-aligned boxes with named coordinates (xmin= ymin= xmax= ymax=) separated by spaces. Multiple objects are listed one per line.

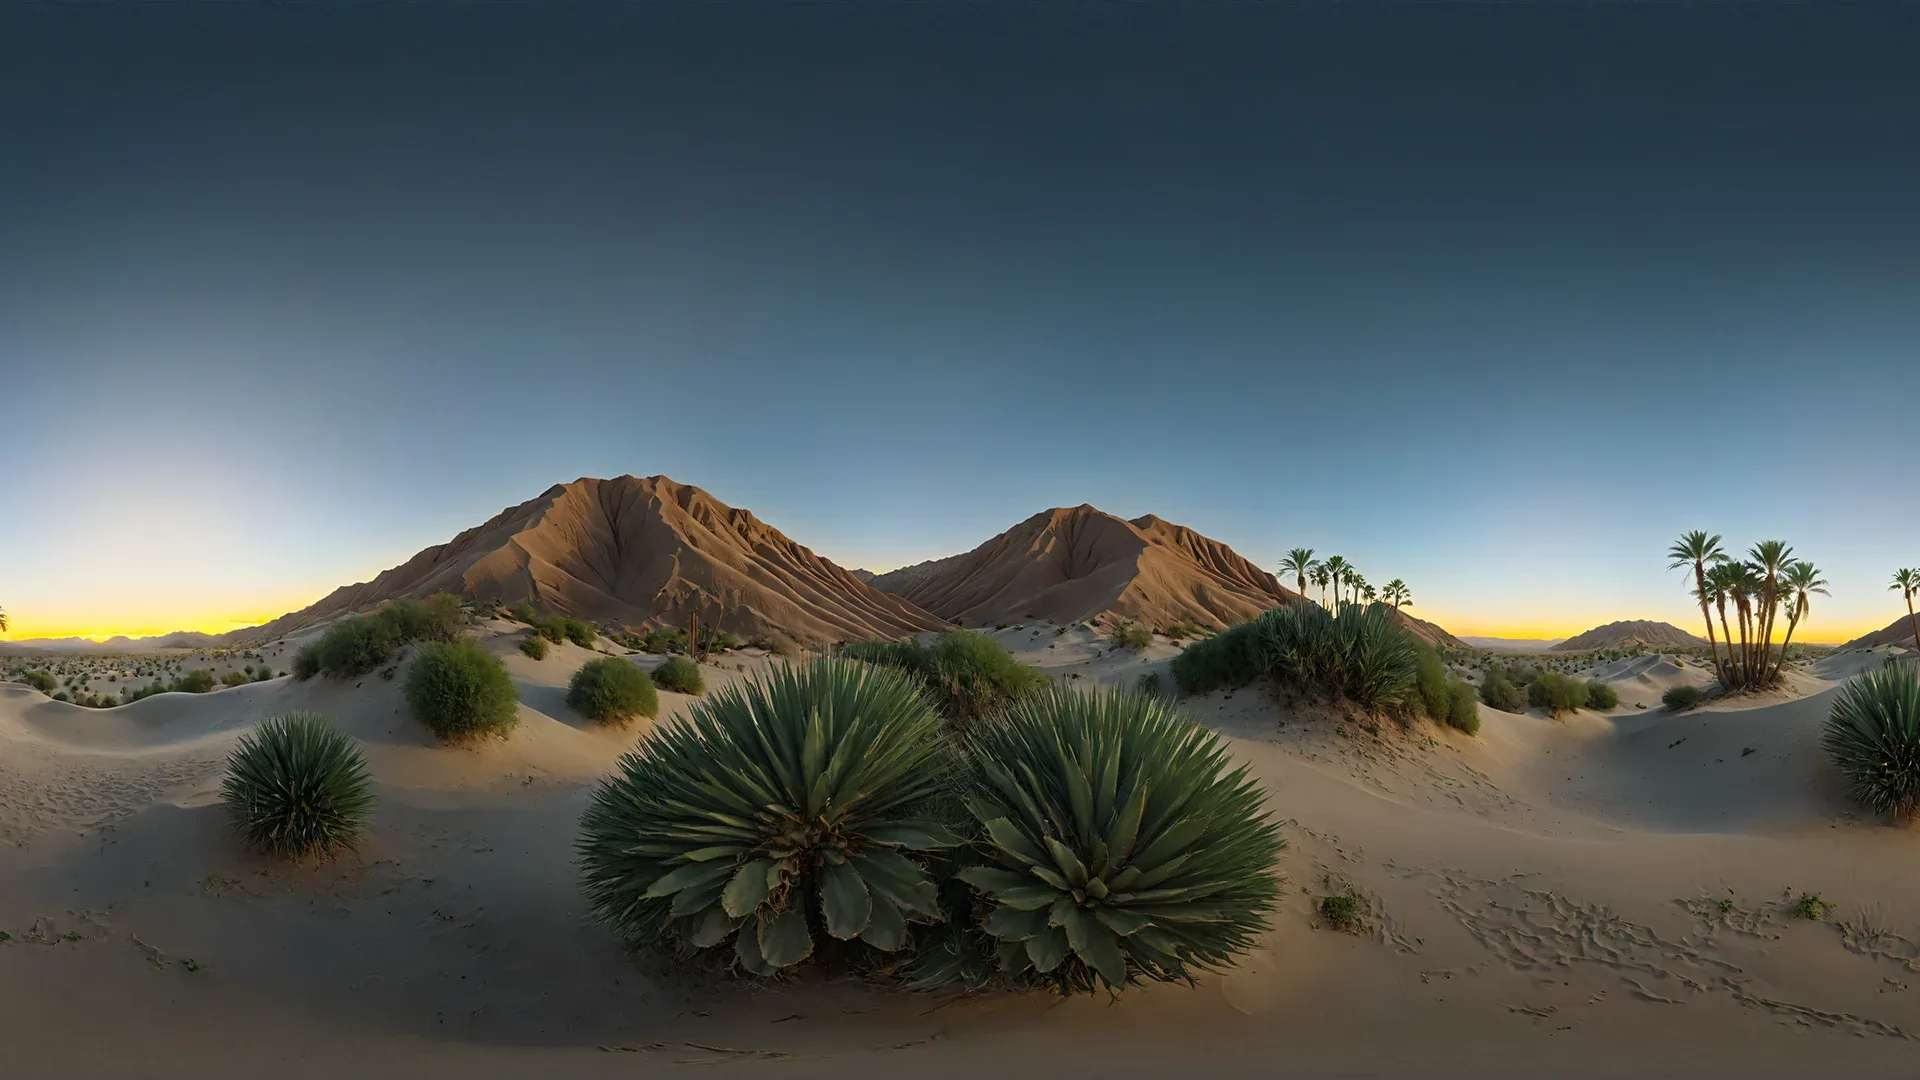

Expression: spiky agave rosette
xmin=1823 ymin=663 xmax=1920 ymax=820
xmin=576 ymin=658 xmax=962 ymax=974
xmin=957 ymin=686 xmax=1284 ymax=993
xmin=220 ymin=711 xmax=375 ymax=859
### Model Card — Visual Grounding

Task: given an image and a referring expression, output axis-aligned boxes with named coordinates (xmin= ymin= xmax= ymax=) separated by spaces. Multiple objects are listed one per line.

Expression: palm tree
xmin=1747 ymin=541 xmax=1793 ymax=683
xmin=1667 ymin=531 xmax=1728 ymax=685
xmin=1773 ymin=560 xmax=1828 ymax=681
xmin=1893 ymin=569 xmax=1920 ymax=655
xmin=1360 ymin=581 xmax=1378 ymax=604
xmin=1382 ymin=579 xmax=1412 ymax=611
xmin=1321 ymin=556 xmax=1350 ymax=610
xmin=1279 ymin=548 xmax=1316 ymax=602
xmin=1702 ymin=563 xmax=1740 ymax=685
xmin=1342 ymin=567 xmax=1362 ymax=609
xmin=1311 ymin=563 xmax=1332 ymax=609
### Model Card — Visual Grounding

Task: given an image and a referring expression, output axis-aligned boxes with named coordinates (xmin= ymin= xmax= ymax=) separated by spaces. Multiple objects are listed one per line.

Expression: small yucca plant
xmin=957 ymin=686 xmax=1283 ymax=994
xmin=577 ymin=658 xmax=960 ymax=974
xmin=1823 ymin=663 xmax=1920 ymax=820
xmin=220 ymin=711 xmax=374 ymax=858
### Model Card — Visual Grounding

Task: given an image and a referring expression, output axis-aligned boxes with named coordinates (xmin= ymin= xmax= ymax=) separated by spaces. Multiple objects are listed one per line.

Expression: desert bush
xmin=1162 ymin=621 xmax=1204 ymax=642
xmin=563 ymin=618 xmax=596 ymax=648
xmin=567 ymin=657 xmax=659 ymax=725
xmin=52 ymin=691 xmax=69 ymax=702
xmin=292 ymin=645 xmax=320 ymax=681
xmin=255 ymin=667 xmax=275 ymax=683
xmin=1585 ymin=680 xmax=1620 ymax=710
xmin=519 ymin=634 xmax=549 ymax=660
xmin=638 ymin=627 xmax=688 ymax=653
xmin=507 ymin=601 xmax=538 ymax=624
xmin=1443 ymin=678 xmax=1481 ymax=735
xmin=312 ymin=617 xmax=397 ymax=679
xmin=125 ymin=681 xmax=168 ymax=703
xmin=1415 ymin=644 xmax=1450 ymax=719
xmin=23 ymin=670 xmax=56 ymax=694
xmin=1528 ymin=672 xmax=1589 ymax=715
xmin=957 ymin=686 xmax=1283 ymax=994
xmin=221 ymin=669 xmax=253 ymax=688
xmin=843 ymin=630 xmax=1047 ymax=730
xmin=176 ymin=669 xmax=217 ymax=694
xmin=700 ymin=628 xmax=743 ymax=652
xmin=1168 ymin=622 xmax=1264 ymax=695
xmin=1662 ymin=684 xmax=1706 ymax=711
xmin=1137 ymin=671 xmax=1165 ymax=698
xmin=1319 ymin=893 xmax=1366 ymax=934
xmin=1478 ymin=668 xmax=1526 ymax=711
xmin=1822 ymin=663 xmax=1920 ymax=820
xmin=405 ymin=640 xmax=520 ymax=740
xmin=1108 ymin=619 xmax=1152 ymax=649
xmin=577 ymin=659 xmax=956 ymax=975
xmin=1507 ymin=662 xmax=1541 ymax=686
xmin=220 ymin=711 xmax=373 ymax=859
xmin=651 ymin=656 xmax=705 ymax=696
xmin=374 ymin=594 xmax=465 ymax=644
xmin=1249 ymin=602 xmax=1419 ymax=711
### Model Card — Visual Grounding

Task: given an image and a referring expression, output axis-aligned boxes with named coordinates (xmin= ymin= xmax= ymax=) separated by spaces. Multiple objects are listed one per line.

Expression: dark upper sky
xmin=3 ymin=2 xmax=1918 ymax=638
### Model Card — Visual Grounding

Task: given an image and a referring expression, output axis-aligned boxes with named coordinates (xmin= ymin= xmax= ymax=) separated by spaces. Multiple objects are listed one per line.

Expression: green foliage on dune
xmin=1478 ymin=667 xmax=1526 ymax=711
xmin=1823 ymin=663 xmax=1920 ymax=821
xmin=1584 ymin=680 xmax=1620 ymax=710
xmin=651 ymin=656 xmax=706 ymax=696
xmin=221 ymin=711 xmax=373 ymax=859
xmin=567 ymin=657 xmax=659 ymax=725
xmin=842 ymin=630 xmax=1047 ymax=731
xmin=519 ymin=634 xmax=549 ymax=660
xmin=1528 ymin=672 xmax=1588 ymax=716
xmin=1662 ymin=684 xmax=1706 ymax=711
xmin=1168 ymin=622 xmax=1265 ymax=696
xmin=405 ymin=640 xmax=520 ymax=740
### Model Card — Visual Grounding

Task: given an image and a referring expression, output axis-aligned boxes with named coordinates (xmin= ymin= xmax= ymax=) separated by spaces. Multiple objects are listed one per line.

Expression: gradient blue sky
xmin=3 ymin=3 xmax=1917 ymax=641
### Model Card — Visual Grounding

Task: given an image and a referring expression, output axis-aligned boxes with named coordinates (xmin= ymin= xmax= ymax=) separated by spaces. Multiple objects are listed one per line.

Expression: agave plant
xmin=1823 ymin=663 xmax=1920 ymax=820
xmin=577 ymin=658 xmax=960 ymax=974
xmin=957 ymin=686 xmax=1283 ymax=993
xmin=1249 ymin=601 xmax=1418 ymax=709
xmin=220 ymin=711 xmax=374 ymax=858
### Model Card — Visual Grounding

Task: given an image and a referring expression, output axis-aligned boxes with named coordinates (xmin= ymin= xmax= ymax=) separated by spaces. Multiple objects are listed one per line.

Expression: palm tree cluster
xmin=1891 ymin=569 xmax=1920 ymax=654
xmin=1667 ymin=532 xmax=1827 ymax=691
xmin=1278 ymin=549 xmax=1412 ymax=614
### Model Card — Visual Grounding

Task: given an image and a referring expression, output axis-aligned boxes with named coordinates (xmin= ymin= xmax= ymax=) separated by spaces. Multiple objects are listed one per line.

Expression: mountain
xmin=230 ymin=476 xmax=947 ymax=647
xmin=1551 ymin=620 xmax=1708 ymax=652
xmin=1459 ymin=636 xmax=1568 ymax=653
xmin=1838 ymin=614 xmax=1920 ymax=652
xmin=0 ymin=631 xmax=222 ymax=653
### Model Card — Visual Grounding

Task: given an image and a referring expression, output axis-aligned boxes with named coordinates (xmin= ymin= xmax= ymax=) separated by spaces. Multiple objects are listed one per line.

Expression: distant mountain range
xmin=1839 ymin=613 xmax=1920 ymax=652
xmin=0 ymin=631 xmax=222 ymax=653
xmin=1459 ymin=636 xmax=1568 ymax=653
xmin=1551 ymin=620 xmax=1708 ymax=652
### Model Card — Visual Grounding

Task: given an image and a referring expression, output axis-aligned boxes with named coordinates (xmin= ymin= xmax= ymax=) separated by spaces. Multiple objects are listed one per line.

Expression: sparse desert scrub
xmin=373 ymin=594 xmax=466 ymax=644
xmin=956 ymin=686 xmax=1283 ymax=994
xmin=176 ymin=669 xmax=217 ymax=694
xmin=1585 ymin=680 xmax=1620 ymax=710
xmin=23 ymin=670 xmax=57 ymax=694
xmin=842 ymin=630 xmax=1046 ymax=730
xmin=577 ymin=659 xmax=956 ymax=975
xmin=312 ymin=617 xmax=398 ymax=679
xmin=291 ymin=645 xmax=321 ymax=680
xmin=567 ymin=657 xmax=659 ymax=724
xmin=1663 ymin=684 xmax=1706 ymax=712
xmin=650 ymin=656 xmax=705 ymax=695
xmin=1168 ymin=621 xmax=1264 ymax=695
xmin=519 ymin=634 xmax=549 ymax=660
xmin=405 ymin=640 xmax=520 ymax=740
xmin=1249 ymin=602 xmax=1419 ymax=712
xmin=1529 ymin=672 xmax=1588 ymax=715
xmin=1107 ymin=619 xmax=1152 ymax=649
xmin=1478 ymin=667 xmax=1526 ymax=711
xmin=221 ymin=669 xmax=252 ymax=688
xmin=1822 ymin=663 xmax=1920 ymax=821
xmin=1442 ymin=678 xmax=1480 ymax=735
xmin=220 ymin=711 xmax=373 ymax=859
xmin=1319 ymin=892 xmax=1366 ymax=934
xmin=636 ymin=627 xmax=688 ymax=654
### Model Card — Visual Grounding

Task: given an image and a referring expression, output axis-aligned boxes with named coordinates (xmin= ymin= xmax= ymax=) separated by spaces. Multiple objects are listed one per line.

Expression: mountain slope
xmin=232 ymin=476 xmax=946 ymax=646
xmin=1838 ymin=613 xmax=1920 ymax=652
xmin=1551 ymin=619 xmax=1708 ymax=652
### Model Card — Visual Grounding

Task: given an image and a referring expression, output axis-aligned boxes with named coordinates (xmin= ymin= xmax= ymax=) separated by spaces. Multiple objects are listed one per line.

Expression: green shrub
xmin=312 ymin=617 xmax=397 ymax=679
xmin=563 ymin=618 xmax=596 ymax=648
xmin=1529 ymin=672 xmax=1588 ymax=715
xmin=23 ymin=670 xmax=56 ymax=694
xmin=519 ymin=634 xmax=549 ymax=660
xmin=567 ymin=657 xmax=659 ymax=725
xmin=651 ymin=656 xmax=705 ymax=696
xmin=1249 ymin=602 xmax=1419 ymax=711
xmin=1444 ymin=678 xmax=1481 ymax=735
xmin=700 ymin=628 xmax=743 ymax=652
xmin=373 ymin=594 xmax=465 ymax=644
xmin=51 ymin=691 xmax=68 ymax=702
xmin=405 ymin=640 xmax=520 ymax=740
xmin=577 ymin=659 xmax=956 ymax=974
xmin=843 ymin=630 xmax=1047 ymax=730
xmin=220 ymin=711 xmax=373 ymax=859
xmin=1822 ymin=663 xmax=1920 ymax=820
xmin=125 ymin=681 xmax=168 ymax=703
xmin=1163 ymin=621 xmax=1204 ymax=642
xmin=1585 ymin=680 xmax=1620 ymax=710
xmin=176 ymin=669 xmax=217 ymax=694
xmin=638 ymin=627 xmax=688 ymax=653
xmin=221 ymin=669 xmax=252 ymax=688
xmin=957 ymin=686 xmax=1283 ymax=994
xmin=1415 ymin=644 xmax=1450 ymax=719
xmin=254 ymin=667 xmax=275 ymax=683
xmin=1478 ymin=668 xmax=1526 ymax=711
xmin=1791 ymin=892 xmax=1831 ymax=920
xmin=1108 ymin=620 xmax=1152 ymax=649
xmin=507 ymin=602 xmax=538 ymax=624
xmin=292 ymin=646 xmax=320 ymax=681
xmin=1319 ymin=893 xmax=1366 ymax=934
xmin=1169 ymin=622 xmax=1264 ymax=695
xmin=1663 ymin=684 xmax=1706 ymax=711
xmin=1137 ymin=671 xmax=1165 ymax=698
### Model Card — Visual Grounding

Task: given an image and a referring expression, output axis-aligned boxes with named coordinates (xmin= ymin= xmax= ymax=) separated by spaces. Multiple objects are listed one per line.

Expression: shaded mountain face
xmin=1551 ymin=620 xmax=1708 ymax=652
xmin=1839 ymin=613 xmax=1920 ymax=652
xmin=869 ymin=505 xmax=1302 ymax=633
xmin=231 ymin=476 xmax=947 ymax=647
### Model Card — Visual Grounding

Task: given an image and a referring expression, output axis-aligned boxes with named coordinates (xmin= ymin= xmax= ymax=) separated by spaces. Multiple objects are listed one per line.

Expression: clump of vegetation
xmin=373 ymin=594 xmax=466 ymax=644
xmin=405 ymin=640 xmax=520 ymax=740
xmin=176 ymin=669 xmax=217 ymax=694
xmin=567 ymin=657 xmax=659 ymax=725
xmin=842 ymin=630 xmax=1047 ymax=731
xmin=292 ymin=646 xmax=320 ymax=681
xmin=1822 ymin=663 xmax=1920 ymax=820
xmin=1790 ymin=892 xmax=1830 ymax=920
xmin=220 ymin=711 xmax=373 ymax=858
xmin=1478 ymin=667 xmax=1526 ymax=711
xmin=1584 ymin=680 xmax=1620 ymax=710
xmin=1668 ymin=532 xmax=1827 ymax=691
xmin=519 ymin=634 xmax=549 ymax=660
xmin=577 ymin=659 xmax=956 ymax=975
xmin=1137 ymin=670 xmax=1166 ymax=698
xmin=1250 ymin=602 xmax=1419 ymax=711
xmin=957 ymin=686 xmax=1283 ymax=993
xmin=1162 ymin=621 xmax=1204 ymax=642
xmin=22 ymin=670 xmax=57 ymax=694
xmin=507 ymin=601 xmax=538 ymax=624
xmin=311 ymin=617 xmax=399 ymax=679
xmin=634 ymin=627 xmax=688 ymax=653
xmin=220 ymin=669 xmax=253 ymax=688
xmin=1415 ymin=644 xmax=1450 ymax=718
xmin=1528 ymin=672 xmax=1589 ymax=716
xmin=1107 ymin=619 xmax=1152 ymax=649
xmin=1442 ymin=678 xmax=1480 ymax=735
xmin=1319 ymin=892 xmax=1366 ymax=934
xmin=1663 ymin=684 xmax=1706 ymax=712
xmin=1168 ymin=622 xmax=1264 ymax=695
xmin=650 ymin=656 xmax=705 ymax=696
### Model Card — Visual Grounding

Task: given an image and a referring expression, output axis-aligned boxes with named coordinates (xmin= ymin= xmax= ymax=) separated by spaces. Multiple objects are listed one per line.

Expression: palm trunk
xmin=1693 ymin=563 xmax=1726 ymax=685
xmin=1714 ymin=600 xmax=1735 ymax=688
xmin=1776 ymin=611 xmax=1801 ymax=682
xmin=1908 ymin=595 xmax=1920 ymax=655
xmin=1736 ymin=600 xmax=1752 ymax=685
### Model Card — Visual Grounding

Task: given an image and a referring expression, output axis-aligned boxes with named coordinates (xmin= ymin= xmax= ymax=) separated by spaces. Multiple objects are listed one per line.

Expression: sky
xmin=2 ymin=3 xmax=1918 ymax=644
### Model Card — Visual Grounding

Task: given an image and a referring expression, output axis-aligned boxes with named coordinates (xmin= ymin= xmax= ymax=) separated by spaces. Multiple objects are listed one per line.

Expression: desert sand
xmin=4 ymin=617 xmax=1918 ymax=1079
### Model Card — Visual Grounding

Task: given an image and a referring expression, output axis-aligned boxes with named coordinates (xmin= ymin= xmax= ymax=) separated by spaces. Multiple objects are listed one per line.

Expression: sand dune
xmin=1552 ymin=619 xmax=1708 ymax=652
xmin=227 ymin=476 xmax=946 ymax=648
